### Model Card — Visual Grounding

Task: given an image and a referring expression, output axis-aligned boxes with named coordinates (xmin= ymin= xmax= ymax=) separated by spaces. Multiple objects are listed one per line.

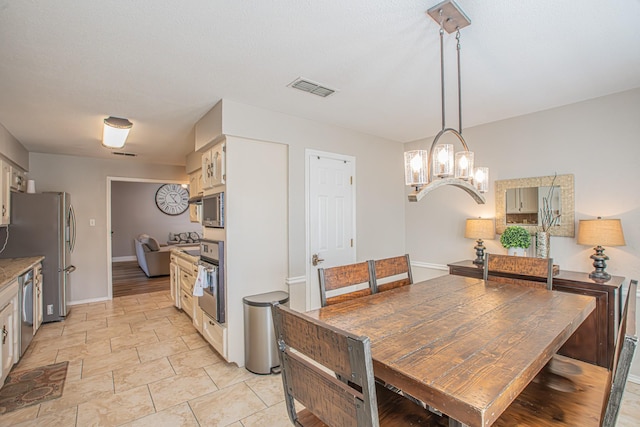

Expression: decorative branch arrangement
xmin=540 ymin=173 xmax=561 ymax=232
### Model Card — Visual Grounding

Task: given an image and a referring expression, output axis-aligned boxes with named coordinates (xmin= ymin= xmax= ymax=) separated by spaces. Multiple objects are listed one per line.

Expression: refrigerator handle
xmin=68 ymin=204 xmax=76 ymax=253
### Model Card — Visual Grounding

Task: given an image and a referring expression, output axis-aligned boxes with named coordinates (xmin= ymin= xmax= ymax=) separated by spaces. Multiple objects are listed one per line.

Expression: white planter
xmin=507 ymin=247 xmax=526 ymax=257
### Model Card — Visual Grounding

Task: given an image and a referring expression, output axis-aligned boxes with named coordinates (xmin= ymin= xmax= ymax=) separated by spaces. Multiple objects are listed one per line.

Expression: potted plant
xmin=500 ymin=225 xmax=531 ymax=256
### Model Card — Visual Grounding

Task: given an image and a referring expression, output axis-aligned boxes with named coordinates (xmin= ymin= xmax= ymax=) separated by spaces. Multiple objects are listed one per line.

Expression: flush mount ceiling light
xmin=102 ymin=116 xmax=133 ymax=149
xmin=404 ymin=0 xmax=488 ymax=204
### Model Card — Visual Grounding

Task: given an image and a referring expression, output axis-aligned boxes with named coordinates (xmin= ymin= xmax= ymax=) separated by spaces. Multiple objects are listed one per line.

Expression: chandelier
xmin=404 ymin=0 xmax=488 ymax=204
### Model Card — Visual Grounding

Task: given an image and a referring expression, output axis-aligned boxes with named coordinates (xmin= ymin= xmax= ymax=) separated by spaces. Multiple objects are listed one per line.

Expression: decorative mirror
xmin=495 ymin=174 xmax=575 ymax=237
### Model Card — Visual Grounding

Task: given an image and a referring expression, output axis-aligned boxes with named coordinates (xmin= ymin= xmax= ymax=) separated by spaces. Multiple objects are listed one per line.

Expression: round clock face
xmin=155 ymin=184 xmax=189 ymax=216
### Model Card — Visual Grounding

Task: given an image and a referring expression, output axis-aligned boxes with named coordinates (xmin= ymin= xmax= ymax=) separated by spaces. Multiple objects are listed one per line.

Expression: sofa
xmin=134 ymin=234 xmax=173 ymax=277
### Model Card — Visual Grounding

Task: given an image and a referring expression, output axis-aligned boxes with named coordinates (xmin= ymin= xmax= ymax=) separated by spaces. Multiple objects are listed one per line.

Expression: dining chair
xmin=318 ymin=261 xmax=375 ymax=307
xmin=270 ymin=303 xmax=448 ymax=427
xmin=494 ymin=279 xmax=638 ymax=427
xmin=483 ymin=253 xmax=554 ymax=290
xmin=371 ymin=254 xmax=413 ymax=293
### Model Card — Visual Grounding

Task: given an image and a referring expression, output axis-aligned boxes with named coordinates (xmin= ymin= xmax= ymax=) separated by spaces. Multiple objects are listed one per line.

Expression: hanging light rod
xmin=405 ymin=0 xmax=488 ymax=204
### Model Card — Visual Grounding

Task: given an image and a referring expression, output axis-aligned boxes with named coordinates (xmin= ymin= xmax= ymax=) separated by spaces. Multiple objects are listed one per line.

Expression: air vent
xmin=288 ymin=78 xmax=336 ymax=98
xmin=112 ymin=151 xmax=137 ymax=157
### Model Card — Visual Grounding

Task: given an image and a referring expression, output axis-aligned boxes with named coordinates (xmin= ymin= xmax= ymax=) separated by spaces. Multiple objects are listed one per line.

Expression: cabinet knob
xmin=2 ymin=325 xmax=7 ymax=344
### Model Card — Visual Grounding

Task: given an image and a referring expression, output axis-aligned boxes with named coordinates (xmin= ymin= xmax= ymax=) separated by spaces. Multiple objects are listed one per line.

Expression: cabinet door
xmin=170 ymin=261 xmax=180 ymax=308
xmin=0 ymin=302 xmax=14 ymax=384
xmin=34 ymin=265 xmax=43 ymax=332
xmin=210 ymin=142 xmax=226 ymax=187
xmin=201 ymin=150 xmax=213 ymax=190
xmin=0 ymin=160 xmax=11 ymax=225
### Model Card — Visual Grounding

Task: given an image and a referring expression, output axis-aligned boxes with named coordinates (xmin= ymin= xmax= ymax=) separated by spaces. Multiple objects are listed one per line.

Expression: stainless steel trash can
xmin=243 ymin=291 xmax=289 ymax=374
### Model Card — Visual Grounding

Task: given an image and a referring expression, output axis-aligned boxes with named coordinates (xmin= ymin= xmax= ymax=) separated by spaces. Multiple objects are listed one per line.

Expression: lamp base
xmin=472 ymin=239 xmax=486 ymax=265
xmin=589 ymin=246 xmax=611 ymax=282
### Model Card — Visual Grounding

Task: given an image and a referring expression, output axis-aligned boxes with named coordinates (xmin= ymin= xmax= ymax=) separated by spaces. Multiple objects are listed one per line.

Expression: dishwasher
xmin=18 ymin=269 xmax=34 ymax=356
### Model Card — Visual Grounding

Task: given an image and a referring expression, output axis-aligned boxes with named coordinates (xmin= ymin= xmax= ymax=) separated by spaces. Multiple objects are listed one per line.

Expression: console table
xmin=447 ymin=260 xmax=623 ymax=368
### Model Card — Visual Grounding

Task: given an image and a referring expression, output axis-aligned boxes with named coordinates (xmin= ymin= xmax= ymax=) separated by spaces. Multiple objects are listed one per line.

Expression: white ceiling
xmin=1 ymin=0 xmax=639 ymax=166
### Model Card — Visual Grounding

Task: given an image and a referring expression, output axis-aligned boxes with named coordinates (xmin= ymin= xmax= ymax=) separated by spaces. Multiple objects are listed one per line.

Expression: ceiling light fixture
xmin=405 ymin=0 xmax=488 ymax=204
xmin=102 ymin=116 xmax=133 ymax=149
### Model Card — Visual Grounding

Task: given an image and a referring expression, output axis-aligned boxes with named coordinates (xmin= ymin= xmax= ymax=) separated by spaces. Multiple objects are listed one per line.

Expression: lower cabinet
xmin=34 ymin=263 xmax=43 ymax=332
xmin=202 ymin=312 xmax=227 ymax=359
xmin=0 ymin=279 xmax=18 ymax=385
xmin=169 ymin=256 xmax=180 ymax=309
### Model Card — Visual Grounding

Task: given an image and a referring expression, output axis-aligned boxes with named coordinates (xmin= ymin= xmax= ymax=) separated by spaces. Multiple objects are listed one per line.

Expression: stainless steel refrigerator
xmin=2 ymin=192 xmax=76 ymax=322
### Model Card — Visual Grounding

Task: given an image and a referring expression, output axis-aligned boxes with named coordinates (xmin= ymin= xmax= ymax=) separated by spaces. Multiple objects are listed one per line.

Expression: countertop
xmin=0 ymin=256 xmax=44 ymax=291
xmin=171 ymin=247 xmax=200 ymax=263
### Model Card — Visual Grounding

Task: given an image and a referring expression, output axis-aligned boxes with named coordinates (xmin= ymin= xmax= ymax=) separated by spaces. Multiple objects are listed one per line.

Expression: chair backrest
xmin=372 ymin=254 xmax=413 ymax=293
xmin=600 ymin=279 xmax=638 ymax=427
xmin=318 ymin=261 xmax=375 ymax=307
xmin=483 ymin=253 xmax=554 ymax=290
xmin=271 ymin=303 xmax=379 ymax=427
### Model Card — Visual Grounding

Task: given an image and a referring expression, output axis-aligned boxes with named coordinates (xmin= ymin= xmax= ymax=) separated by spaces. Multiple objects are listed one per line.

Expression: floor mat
xmin=0 ymin=361 xmax=68 ymax=414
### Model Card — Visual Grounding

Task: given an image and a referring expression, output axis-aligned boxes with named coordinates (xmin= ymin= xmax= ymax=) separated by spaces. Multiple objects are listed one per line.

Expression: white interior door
xmin=307 ymin=150 xmax=356 ymax=310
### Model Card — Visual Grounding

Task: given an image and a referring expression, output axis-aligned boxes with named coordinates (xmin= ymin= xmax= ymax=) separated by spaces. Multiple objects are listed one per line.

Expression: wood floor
xmin=112 ymin=261 xmax=170 ymax=298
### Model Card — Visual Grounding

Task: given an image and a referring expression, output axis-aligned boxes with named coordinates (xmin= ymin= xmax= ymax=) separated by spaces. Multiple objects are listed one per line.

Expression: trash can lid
xmin=243 ymin=291 xmax=289 ymax=307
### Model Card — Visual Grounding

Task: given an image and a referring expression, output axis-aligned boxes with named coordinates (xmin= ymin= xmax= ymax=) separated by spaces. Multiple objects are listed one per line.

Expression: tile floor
xmin=0 ymin=289 xmax=638 ymax=426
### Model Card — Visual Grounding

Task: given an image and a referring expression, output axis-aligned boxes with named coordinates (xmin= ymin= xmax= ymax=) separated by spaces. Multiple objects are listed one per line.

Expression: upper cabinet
xmin=1 ymin=160 xmax=11 ymax=225
xmin=202 ymin=141 xmax=226 ymax=190
xmin=0 ymin=159 xmax=28 ymax=226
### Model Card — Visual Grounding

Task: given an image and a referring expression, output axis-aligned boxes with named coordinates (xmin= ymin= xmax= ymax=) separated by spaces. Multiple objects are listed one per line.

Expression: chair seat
xmin=296 ymin=382 xmax=448 ymax=427
xmin=494 ymin=354 xmax=608 ymax=426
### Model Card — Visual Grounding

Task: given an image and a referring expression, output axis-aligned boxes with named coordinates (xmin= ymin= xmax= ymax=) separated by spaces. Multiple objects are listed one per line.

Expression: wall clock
xmin=155 ymin=184 xmax=189 ymax=216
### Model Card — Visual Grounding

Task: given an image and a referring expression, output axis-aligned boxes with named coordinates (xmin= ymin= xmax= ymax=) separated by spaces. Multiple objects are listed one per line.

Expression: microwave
xmin=202 ymin=192 xmax=224 ymax=228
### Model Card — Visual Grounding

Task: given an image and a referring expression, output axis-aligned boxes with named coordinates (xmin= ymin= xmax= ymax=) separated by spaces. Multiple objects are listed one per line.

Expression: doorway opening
xmin=107 ymin=177 xmax=192 ymax=298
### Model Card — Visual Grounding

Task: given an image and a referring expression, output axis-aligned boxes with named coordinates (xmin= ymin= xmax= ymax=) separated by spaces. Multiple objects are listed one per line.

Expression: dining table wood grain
xmin=305 ymin=274 xmax=596 ymax=427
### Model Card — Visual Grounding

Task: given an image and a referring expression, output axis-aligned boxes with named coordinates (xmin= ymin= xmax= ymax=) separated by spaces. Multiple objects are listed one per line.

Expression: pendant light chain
xmin=439 ymin=10 xmax=446 ymax=131
xmin=456 ymin=28 xmax=462 ymax=135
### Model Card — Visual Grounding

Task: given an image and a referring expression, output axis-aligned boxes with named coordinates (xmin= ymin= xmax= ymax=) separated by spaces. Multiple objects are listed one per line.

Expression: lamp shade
xmin=102 ymin=116 xmax=132 ymax=149
xmin=577 ymin=218 xmax=625 ymax=246
xmin=465 ymin=218 xmax=495 ymax=240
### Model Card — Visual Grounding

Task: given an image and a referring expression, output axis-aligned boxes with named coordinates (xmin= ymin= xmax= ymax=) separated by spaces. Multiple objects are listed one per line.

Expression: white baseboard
xmin=112 ymin=256 xmax=136 ymax=263
xmin=629 ymin=374 xmax=640 ymax=384
xmin=411 ymin=261 xmax=449 ymax=271
xmin=67 ymin=296 xmax=111 ymax=306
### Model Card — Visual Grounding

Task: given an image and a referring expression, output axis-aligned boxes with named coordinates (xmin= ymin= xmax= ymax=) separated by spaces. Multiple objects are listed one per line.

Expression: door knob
xmin=312 ymin=254 xmax=324 ymax=266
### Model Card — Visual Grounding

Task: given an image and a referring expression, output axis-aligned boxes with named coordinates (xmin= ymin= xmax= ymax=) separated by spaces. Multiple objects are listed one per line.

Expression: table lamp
xmin=465 ymin=218 xmax=495 ymax=265
xmin=577 ymin=217 xmax=625 ymax=282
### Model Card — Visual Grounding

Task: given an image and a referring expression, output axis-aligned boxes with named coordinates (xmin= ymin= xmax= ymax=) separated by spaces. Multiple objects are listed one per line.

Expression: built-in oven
xmin=198 ymin=239 xmax=225 ymax=324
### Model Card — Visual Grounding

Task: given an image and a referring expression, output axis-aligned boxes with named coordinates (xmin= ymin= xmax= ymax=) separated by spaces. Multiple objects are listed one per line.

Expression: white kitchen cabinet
xmin=0 ymin=160 xmax=11 ymax=225
xmin=179 ymin=268 xmax=194 ymax=319
xmin=201 ymin=141 xmax=225 ymax=190
xmin=170 ymin=255 xmax=180 ymax=309
xmin=0 ymin=279 xmax=18 ymax=384
xmin=0 ymin=301 xmax=14 ymax=384
xmin=202 ymin=312 xmax=227 ymax=359
xmin=34 ymin=263 xmax=43 ymax=332
xmin=193 ymin=304 xmax=204 ymax=333
xmin=189 ymin=169 xmax=203 ymax=197
xmin=10 ymin=167 xmax=27 ymax=192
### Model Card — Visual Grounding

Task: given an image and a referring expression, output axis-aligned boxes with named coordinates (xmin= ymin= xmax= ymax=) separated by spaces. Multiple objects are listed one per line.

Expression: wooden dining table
xmin=305 ymin=274 xmax=596 ymax=427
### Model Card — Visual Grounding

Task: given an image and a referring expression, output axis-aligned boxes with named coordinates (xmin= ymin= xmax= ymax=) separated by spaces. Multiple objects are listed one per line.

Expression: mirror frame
xmin=495 ymin=174 xmax=575 ymax=237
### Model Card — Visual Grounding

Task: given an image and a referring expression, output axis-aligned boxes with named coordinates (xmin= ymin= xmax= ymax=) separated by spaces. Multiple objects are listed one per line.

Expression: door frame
xmin=105 ymin=176 xmax=188 ymax=299
xmin=305 ymin=149 xmax=357 ymax=311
